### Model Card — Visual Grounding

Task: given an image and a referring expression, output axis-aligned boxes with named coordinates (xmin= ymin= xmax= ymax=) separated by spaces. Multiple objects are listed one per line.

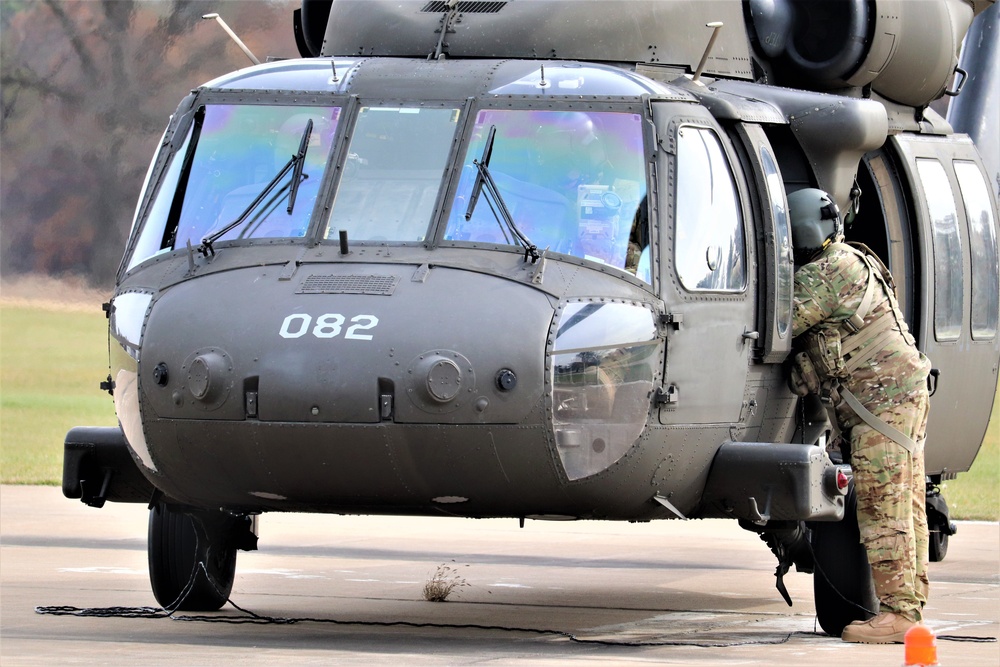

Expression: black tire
xmin=148 ymin=503 xmax=236 ymax=611
xmin=928 ymin=526 xmax=949 ymax=562
xmin=809 ymin=485 xmax=879 ymax=636
xmin=926 ymin=490 xmax=953 ymax=563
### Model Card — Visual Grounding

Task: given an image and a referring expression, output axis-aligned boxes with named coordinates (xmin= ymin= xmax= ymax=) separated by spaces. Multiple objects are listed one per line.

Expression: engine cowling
xmin=748 ymin=0 xmax=976 ymax=107
xmin=297 ymin=0 xmax=983 ymax=109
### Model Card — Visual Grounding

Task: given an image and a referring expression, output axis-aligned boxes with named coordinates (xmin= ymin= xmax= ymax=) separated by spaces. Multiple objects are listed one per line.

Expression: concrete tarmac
xmin=1 ymin=485 xmax=997 ymax=666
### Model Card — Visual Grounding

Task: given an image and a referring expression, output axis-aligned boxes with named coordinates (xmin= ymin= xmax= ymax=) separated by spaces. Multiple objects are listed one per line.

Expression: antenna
xmin=431 ymin=0 xmax=461 ymax=60
xmin=692 ymin=22 xmax=724 ymax=84
xmin=202 ymin=13 xmax=261 ymax=66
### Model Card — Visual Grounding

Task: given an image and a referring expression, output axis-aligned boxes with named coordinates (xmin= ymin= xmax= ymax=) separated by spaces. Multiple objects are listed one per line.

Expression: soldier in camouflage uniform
xmin=788 ymin=188 xmax=932 ymax=644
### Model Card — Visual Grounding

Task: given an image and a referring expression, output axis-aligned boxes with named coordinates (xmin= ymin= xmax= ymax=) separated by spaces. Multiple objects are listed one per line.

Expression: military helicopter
xmin=62 ymin=0 xmax=999 ymax=637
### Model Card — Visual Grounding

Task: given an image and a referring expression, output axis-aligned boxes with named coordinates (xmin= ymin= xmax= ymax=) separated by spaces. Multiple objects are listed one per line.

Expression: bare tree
xmin=1 ymin=0 xmax=298 ymax=286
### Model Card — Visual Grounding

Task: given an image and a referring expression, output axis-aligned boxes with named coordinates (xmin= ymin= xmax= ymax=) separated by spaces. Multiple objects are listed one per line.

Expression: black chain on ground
xmin=34 ymin=558 xmax=996 ymax=647
xmin=33 ymin=600 xmax=995 ymax=647
xmin=34 ymin=600 xmax=804 ymax=648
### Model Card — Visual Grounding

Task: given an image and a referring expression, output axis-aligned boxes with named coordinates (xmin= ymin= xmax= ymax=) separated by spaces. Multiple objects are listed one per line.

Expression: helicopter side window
xmin=126 ymin=127 xmax=193 ymax=272
xmin=674 ymin=126 xmax=746 ymax=292
xmin=916 ymin=158 xmax=963 ymax=342
xmin=761 ymin=146 xmax=793 ymax=337
xmin=443 ymin=109 xmax=649 ymax=280
xmin=324 ymin=106 xmax=461 ymax=242
xmin=954 ymin=160 xmax=998 ymax=340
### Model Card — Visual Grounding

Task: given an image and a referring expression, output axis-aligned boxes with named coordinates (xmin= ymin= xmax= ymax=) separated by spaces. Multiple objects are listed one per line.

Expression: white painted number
xmin=279 ymin=313 xmax=311 ymax=338
xmin=313 ymin=313 xmax=345 ymax=338
xmin=346 ymin=315 xmax=379 ymax=340
xmin=279 ymin=313 xmax=379 ymax=341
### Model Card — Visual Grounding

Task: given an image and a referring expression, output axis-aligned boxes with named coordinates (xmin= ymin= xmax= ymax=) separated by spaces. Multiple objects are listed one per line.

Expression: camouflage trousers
xmin=848 ymin=387 xmax=930 ymax=622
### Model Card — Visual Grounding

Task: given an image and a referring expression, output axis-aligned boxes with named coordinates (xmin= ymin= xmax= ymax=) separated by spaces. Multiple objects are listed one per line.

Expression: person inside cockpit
xmin=529 ymin=112 xmax=611 ymax=195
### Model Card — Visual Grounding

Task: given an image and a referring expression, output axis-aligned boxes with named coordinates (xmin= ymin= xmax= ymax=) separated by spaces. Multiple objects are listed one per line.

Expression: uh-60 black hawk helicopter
xmin=62 ymin=0 xmax=998 ymax=637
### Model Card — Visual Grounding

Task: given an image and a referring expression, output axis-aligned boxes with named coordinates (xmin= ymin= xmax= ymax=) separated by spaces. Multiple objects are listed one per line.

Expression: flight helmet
xmin=787 ymin=188 xmax=843 ymax=261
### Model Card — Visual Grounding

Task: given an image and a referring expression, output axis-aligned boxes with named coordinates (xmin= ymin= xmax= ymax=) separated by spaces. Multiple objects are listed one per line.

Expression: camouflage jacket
xmin=793 ymin=243 xmax=931 ymax=427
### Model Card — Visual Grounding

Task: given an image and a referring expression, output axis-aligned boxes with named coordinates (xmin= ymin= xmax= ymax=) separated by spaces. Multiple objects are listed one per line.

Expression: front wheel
xmin=147 ymin=503 xmax=237 ymax=611
xmin=809 ymin=484 xmax=878 ymax=636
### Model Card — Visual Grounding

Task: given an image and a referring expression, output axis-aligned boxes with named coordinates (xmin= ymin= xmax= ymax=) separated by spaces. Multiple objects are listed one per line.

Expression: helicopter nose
xmin=139 ymin=264 xmax=551 ymax=427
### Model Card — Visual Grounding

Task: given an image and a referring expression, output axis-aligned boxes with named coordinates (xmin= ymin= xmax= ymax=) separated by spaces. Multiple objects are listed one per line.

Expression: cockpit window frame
xmin=315 ymin=98 xmax=471 ymax=249
xmin=120 ymin=90 xmax=355 ymax=279
xmin=434 ymin=98 xmax=657 ymax=291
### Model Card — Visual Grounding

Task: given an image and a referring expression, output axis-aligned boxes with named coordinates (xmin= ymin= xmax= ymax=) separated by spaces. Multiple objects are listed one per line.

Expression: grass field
xmin=1 ymin=304 xmax=118 ymax=483
xmin=1 ymin=289 xmax=997 ymax=519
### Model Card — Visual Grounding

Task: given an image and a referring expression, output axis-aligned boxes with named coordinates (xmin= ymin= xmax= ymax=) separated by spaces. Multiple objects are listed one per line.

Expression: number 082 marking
xmin=279 ymin=313 xmax=379 ymax=340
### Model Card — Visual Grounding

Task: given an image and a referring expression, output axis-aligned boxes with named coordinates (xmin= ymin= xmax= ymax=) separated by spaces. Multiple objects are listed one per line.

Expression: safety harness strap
xmin=844 ymin=327 xmax=898 ymax=374
xmin=829 ymin=243 xmax=912 ymax=363
xmin=840 ymin=386 xmax=916 ymax=453
xmin=845 ymin=260 xmax=877 ymax=332
xmin=842 ymin=316 xmax=898 ymax=373
xmin=842 ymin=314 xmax=894 ymax=356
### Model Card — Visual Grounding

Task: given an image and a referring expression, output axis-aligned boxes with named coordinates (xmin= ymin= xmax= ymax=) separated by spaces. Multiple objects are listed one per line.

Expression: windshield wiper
xmin=200 ymin=119 xmax=314 ymax=256
xmin=286 ymin=118 xmax=313 ymax=215
xmin=464 ymin=125 xmax=540 ymax=263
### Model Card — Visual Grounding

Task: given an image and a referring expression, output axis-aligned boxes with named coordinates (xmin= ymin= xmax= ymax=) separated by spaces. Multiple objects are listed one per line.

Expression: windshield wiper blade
xmin=200 ymin=119 xmax=314 ymax=256
xmin=465 ymin=125 xmax=540 ymax=263
xmin=286 ymin=118 xmax=313 ymax=214
xmin=464 ymin=125 xmax=495 ymax=222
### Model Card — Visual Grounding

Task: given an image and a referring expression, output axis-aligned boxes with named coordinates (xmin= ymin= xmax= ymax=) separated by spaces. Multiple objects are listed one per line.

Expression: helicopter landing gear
xmin=929 ymin=522 xmax=953 ymax=562
xmin=147 ymin=502 xmax=256 ymax=611
xmin=808 ymin=483 xmax=878 ymax=636
xmin=926 ymin=483 xmax=957 ymax=563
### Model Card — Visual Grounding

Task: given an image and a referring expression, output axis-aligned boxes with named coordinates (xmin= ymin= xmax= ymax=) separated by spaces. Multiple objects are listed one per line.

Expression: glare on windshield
xmin=444 ymin=109 xmax=649 ymax=281
xmin=127 ymin=104 xmax=340 ymax=270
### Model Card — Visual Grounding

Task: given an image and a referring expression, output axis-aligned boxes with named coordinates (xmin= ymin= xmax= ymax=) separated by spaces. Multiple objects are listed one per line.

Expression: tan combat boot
xmin=841 ymin=611 xmax=916 ymax=644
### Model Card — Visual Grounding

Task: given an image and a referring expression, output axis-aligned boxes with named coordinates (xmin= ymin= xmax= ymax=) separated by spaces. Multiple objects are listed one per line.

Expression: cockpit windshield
xmin=324 ymin=106 xmax=462 ymax=243
xmin=126 ymin=104 xmax=340 ymax=271
xmin=126 ymin=102 xmax=651 ymax=277
xmin=444 ymin=109 xmax=649 ymax=280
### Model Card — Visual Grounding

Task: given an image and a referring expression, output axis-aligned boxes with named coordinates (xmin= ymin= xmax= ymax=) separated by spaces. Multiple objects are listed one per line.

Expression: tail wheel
xmin=926 ymin=487 xmax=955 ymax=563
xmin=809 ymin=484 xmax=878 ymax=636
xmin=147 ymin=502 xmax=237 ymax=611
xmin=928 ymin=527 xmax=949 ymax=562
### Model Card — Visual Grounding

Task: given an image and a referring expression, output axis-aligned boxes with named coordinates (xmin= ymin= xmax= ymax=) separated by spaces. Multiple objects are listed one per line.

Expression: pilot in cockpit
xmin=530 ymin=112 xmax=611 ymax=195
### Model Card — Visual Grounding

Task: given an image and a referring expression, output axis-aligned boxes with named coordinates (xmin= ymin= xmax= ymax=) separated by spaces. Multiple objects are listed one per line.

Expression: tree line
xmin=1 ymin=0 xmax=299 ymax=287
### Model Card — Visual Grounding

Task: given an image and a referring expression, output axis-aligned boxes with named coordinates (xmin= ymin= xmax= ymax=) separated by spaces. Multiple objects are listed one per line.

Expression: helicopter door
xmin=731 ymin=123 xmax=794 ymax=365
xmin=891 ymin=135 xmax=1000 ymax=475
xmin=652 ymin=104 xmax=756 ymax=424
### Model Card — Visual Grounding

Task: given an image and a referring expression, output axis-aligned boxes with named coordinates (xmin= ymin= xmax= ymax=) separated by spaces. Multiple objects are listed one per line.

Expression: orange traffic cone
xmin=903 ymin=624 xmax=938 ymax=666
